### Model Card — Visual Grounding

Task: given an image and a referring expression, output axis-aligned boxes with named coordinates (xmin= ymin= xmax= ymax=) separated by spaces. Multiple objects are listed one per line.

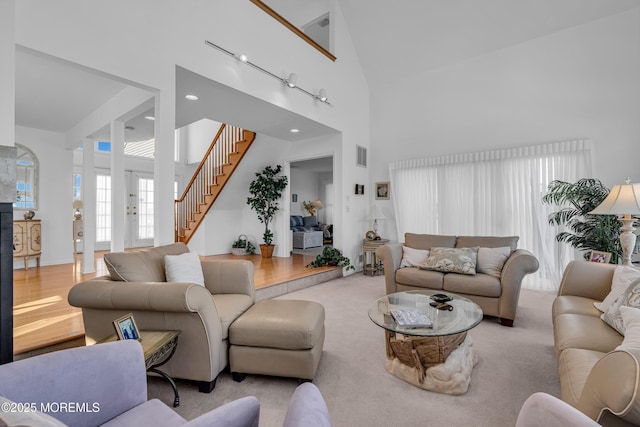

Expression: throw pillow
xmin=594 ymin=265 xmax=640 ymax=313
xmin=164 ymin=252 xmax=205 ymax=286
xmin=602 ymin=277 xmax=640 ymax=335
xmin=400 ymin=246 xmax=430 ymax=268
xmin=616 ymin=306 xmax=640 ymax=352
xmin=0 ymin=396 xmax=66 ymax=427
xmin=476 ymin=246 xmax=512 ymax=277
xmin=419 ymin=247 xmax=479 ymax=275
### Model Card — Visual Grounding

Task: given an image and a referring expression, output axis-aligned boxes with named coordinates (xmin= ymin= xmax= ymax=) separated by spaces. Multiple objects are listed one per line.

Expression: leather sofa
xmin=68 ymin=243 xmax=255 ymax=393
xmin=553 ymin=260 xmax=640 ymax=426
xmin=376 ymin=233 xmax=539 ymax=326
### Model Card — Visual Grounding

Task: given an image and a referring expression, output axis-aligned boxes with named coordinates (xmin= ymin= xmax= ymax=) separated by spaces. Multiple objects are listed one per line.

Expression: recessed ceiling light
xmin=144 ymin=116 xmax=155 ymax=121
xmin=185 ymin=94 xmax=199 ymax=101
xmin=290 ymin=129 xmax=300 ymax=133
xmin=237 ymin=54 xmax=248 ymax=63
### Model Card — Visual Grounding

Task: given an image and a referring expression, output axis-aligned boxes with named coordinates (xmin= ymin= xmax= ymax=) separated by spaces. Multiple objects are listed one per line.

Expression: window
xmin=96 ymin=173 xmax=111 ymax=242
xmin=14 ymin=144 xmax=38 ymax=210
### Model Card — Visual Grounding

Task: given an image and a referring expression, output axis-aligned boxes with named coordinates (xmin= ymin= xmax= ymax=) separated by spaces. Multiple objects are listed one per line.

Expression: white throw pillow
xmin=594 ymin=266 xmax=640 ymax=313
xmin=616 ymin=306 xmax=640 ymax=352
xmin=164 ymin=252 xmax=205 ymax=286
xmin=476 ymin=247 xmax=511 ymax=278
xmin=400 ymin=246 xmax=430 ymax=268
xmin=602 ymin=277 xmax=640 ymax=335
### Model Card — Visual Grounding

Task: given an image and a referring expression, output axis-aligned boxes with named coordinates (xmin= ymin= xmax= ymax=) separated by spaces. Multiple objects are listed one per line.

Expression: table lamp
xmin=369 ymin=205 xmax=385 ymax=236
xmin=313 ymin=199 xmax=324 ymax=221
xmin=73 ymin=200 xmax=83 ymax=220
xmin=588 ymin=180 xmax=640 ymax=266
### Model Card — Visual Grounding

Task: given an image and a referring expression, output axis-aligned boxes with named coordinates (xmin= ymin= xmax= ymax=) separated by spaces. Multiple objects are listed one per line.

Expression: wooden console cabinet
xmin=13 ymin=219 xmax=42 ymax=270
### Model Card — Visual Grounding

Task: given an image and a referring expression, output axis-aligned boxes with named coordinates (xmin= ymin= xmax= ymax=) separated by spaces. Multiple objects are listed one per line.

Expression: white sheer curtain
xmin=389 ymin=140 xmax=592 ymax=291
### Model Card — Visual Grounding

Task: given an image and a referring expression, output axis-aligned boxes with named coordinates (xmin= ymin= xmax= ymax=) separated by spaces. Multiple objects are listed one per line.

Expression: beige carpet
xmin=147 ymin=274 xmax=560 ymax=427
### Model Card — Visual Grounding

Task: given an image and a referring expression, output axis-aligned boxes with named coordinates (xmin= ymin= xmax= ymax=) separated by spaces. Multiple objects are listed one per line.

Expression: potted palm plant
xmin=247 ymin=164 xmax=288 ymax=258
xmin=542 ymin=178 xmax=622 ymax=263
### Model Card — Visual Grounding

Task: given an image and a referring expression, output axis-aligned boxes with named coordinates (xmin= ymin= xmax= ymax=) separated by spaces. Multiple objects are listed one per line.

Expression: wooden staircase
xmin=175 ymin=124 xmax=256 ymax=243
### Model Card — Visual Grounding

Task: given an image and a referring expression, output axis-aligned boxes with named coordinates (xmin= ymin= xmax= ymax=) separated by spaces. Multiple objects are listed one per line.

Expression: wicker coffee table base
xmin=384 ymin=331 xmax=478 ymax=395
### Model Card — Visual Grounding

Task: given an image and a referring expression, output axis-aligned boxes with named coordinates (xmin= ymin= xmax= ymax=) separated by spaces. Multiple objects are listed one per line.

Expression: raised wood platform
xmin=13 ymin=251 xmax=340 ymax=355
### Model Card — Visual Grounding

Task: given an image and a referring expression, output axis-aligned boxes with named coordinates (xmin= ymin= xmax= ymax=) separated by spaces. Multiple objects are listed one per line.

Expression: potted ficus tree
xmin=247 ymin=164 xmax=288 ymax=258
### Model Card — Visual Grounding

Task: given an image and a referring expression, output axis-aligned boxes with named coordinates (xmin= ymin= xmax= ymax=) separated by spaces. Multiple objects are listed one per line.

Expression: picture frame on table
xmin=375 ymin=182 xmax=390 ymax=200
xmin=589 ymin=250 xmax=611 ymax=264
xmin=113 ymin=313 xmax=142 ymax=341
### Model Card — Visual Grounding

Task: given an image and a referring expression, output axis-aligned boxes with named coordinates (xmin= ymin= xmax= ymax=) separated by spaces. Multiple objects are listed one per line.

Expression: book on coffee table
xmin=390 ymin=309 xmax=433 ymax=328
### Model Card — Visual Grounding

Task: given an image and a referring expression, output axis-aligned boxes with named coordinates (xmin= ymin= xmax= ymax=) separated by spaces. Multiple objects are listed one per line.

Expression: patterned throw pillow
xmin=594 ymin=266 xmax=640 ymax=313
xmin=602 ymin=277 xmax=640 ymax=335
xmin=419 ymin=247 xmax=479 ymax=275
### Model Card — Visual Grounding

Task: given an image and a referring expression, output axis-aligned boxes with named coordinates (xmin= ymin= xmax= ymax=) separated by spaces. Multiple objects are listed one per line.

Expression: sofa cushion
xmin=404 ymin=233 xmax=456 ymax=250
xmin=443 ymin=273 xmax=501 ymax=298
xmin=602 ymin=277 xmax=640 ymax=335
xmin=477 ymin=246 xmax=511 ymax=277
xmin=0 ymin=395 xmax=67 ymax=427
xmin=104 ymin=243 xmax=189 ymax=282
xmin=558 ymin=348 xmax=605 ymax=407
xmin=456 ymin=235 xmax=519 ymax=251
xmin=396 ymin=268 xmax=444 ymax=290
xmin=290 ymin=215 xmax=304 ymax=228
xmin=164 ymin=252 xmax=204 ymax=286
xmin=552 ymin=296 xmax=602 ymax=319
xmin=101 ymin=399 xmax=186 ymax=427
xmin=420 ymin=247 xmax=479 ymax=275
xmin=594 ymin=265 xmax=640 ymax=313
xmin=303 ymin=216 xmax=318 ymax=228
xmin=213 ymin=294 xmax=255 ymax=340
xmin=400 ymin=246 xmax=430 ymax=268
xmin=554 ymin=313 xmax=623 ymax=354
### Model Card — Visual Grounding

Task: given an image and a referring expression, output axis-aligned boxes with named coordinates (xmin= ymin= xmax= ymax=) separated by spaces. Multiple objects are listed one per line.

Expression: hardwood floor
xmin=13 ymin=250 xmax=333 ymax=355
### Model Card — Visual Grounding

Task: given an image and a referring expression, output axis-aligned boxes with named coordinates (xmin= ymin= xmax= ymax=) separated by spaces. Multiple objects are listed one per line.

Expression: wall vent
xmin=356 ymin=145 xmax=367 ymax=167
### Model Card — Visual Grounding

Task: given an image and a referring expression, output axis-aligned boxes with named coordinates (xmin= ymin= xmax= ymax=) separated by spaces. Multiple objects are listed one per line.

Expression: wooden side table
xmin=99 ymin=330 xmax=181 ymax=407
xmin=363 ymin=239 xmax=390 ymax=276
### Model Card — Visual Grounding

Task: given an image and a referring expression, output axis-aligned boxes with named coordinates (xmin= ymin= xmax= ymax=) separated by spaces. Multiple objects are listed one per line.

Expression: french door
xmin=95 ymin=170 xmax=154 ymax=250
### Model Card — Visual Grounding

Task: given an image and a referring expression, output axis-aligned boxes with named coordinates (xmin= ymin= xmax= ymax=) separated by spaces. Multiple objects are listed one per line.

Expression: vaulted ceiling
xmin=14 ymin=1 xmax=640 ymax=144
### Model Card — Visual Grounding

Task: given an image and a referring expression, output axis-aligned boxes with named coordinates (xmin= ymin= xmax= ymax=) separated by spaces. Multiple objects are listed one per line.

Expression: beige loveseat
xmin=376 ymin=233 xmax=539 ymax=326
xmin=68 ymin=243 xmax=255 ymax=393
xmin=553 ymin=260 xmax=640 ymax=425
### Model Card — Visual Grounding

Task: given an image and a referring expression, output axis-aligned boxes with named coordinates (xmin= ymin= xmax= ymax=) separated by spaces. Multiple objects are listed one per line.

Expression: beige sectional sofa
xmin=68 ymin=243 xmax=255 ymax=393
xmin=376 ymin=233 xmax=539 ymax=326
xmin=553 ymin=260 xmax=640 ymax=426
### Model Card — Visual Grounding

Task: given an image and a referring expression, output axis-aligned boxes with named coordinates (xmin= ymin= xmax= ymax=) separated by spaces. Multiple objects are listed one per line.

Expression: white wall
xmin=14 ymin=126 xmax=73 ymax=267
xmin=290 ymin=169 xmax=319 ymax=216
xmin=370 ymin=8 xmax=640 ymax=243
xmin=14 ymin=0 xmax=371 ymax=267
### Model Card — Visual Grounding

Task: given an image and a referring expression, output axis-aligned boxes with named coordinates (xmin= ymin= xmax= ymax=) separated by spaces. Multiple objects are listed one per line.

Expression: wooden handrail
xmin=174 ymin=124 xmax=255 ymax=243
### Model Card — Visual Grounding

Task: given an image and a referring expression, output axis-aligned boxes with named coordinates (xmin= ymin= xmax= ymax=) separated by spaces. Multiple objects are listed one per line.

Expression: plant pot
xmin=260 ymin=244 xmax=275 ymax=258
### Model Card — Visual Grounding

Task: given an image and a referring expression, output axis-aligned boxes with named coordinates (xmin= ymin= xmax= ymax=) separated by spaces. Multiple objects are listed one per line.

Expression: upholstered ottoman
xmin=229 ymin=299 xmax=325 ymax=381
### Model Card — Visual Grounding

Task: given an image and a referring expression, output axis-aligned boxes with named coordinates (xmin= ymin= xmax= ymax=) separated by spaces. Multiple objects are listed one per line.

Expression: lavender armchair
xmin=0 ymin=341 xmax=259 ymax=427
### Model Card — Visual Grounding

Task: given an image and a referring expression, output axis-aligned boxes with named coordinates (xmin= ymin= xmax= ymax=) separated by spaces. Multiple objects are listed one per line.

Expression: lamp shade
xmin=72 ymin=200 xmax=83 ymax=210
xmin=589 ymin=183 xmax=640 ymax=216
xmin=313 ymin=199 xmax=324 ymax=209
xmin=369 ymin=205 xmax=385 ymax=220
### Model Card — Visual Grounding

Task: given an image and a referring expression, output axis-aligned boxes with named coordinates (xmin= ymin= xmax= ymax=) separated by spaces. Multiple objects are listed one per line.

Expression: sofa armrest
xmin=498 ymin=249 xmax=539 ymax=321
xmin=185 ymin=396 xmax=260 ymax=427
xmin=282 ymin=383 xmax=332 ymax=427
xmin=68 ymin=277 xmax=219 ymax=314
xmin=201 ymin=259 xmax=256 ymax=301
xmin=577 ymin=348 xmax=640 ymax=425
xmin=557 ymin=260 xmax=616 ymax=300
xmin=0 ymin=341 xmax=146 ymax=426
xmin=376 ymin=243 xmax=403 ymax=294
xmin=516 ymin=392 xmax=600 ymax=427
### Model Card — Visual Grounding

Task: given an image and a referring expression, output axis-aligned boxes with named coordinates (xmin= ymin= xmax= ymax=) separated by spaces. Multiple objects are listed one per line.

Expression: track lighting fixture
xmin=204 ymin=40 xmax=332 ymax=106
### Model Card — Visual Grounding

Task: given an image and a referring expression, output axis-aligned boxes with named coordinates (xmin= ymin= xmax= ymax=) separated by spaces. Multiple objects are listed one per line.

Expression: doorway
xmin=95 ymin=169 xmax=154 ymax=250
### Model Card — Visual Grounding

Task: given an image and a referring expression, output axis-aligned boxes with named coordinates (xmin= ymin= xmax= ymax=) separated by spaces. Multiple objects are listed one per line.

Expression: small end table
xmin=99 ymin=330 xmax=181 ymax=407
xmin=363 ymin=239 xmax=389 ymax=276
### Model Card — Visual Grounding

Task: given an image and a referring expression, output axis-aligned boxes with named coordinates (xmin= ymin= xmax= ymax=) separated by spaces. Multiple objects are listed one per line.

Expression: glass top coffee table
xmin=368 ymin=290 xmax=483 ymax=395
